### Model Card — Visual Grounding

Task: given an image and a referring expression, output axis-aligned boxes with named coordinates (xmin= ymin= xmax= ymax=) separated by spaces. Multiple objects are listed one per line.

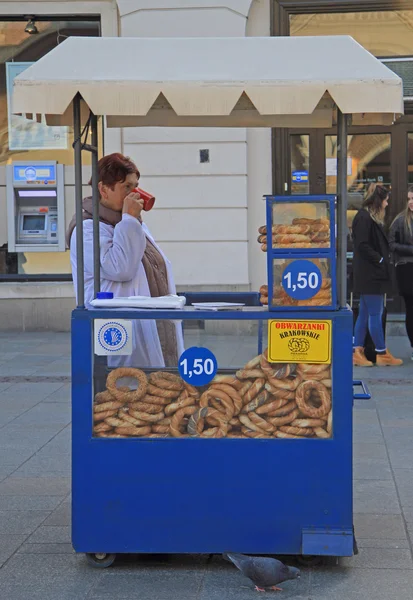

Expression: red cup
xmin=134 ymin=188 xmax=155 ymax=211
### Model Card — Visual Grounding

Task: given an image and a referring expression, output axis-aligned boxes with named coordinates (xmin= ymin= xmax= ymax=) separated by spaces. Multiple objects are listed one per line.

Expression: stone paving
xmin=0 ymin=331 xmax=412 ymax=599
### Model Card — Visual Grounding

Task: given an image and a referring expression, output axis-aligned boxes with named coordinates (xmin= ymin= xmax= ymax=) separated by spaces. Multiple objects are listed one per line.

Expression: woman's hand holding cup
xmin=123 ymin=191 xmax=144 ymax=219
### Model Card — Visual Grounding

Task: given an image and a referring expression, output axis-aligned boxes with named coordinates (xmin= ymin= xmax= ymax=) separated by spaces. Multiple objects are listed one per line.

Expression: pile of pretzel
xmin=93 ymin=353 xmax=332 ymax=440
xmin=258 ymin=218 xmax=330 ymax=251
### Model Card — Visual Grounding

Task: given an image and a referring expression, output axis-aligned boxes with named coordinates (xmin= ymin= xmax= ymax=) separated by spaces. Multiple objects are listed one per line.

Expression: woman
xmin=352 ymin=183 xmax=402 ymax=367
xmin=389 ymin=186 xmax=413 ymax=360
xmin=66 ymin=152 xmax=184 ymax=368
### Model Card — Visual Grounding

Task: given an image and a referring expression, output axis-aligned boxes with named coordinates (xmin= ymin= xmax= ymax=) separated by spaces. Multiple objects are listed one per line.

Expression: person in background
xmin=389 ymin=185 xmax=413 ymax=361
xmin=352 ymin=183 xmax=402 ymax=367
xmin=66 ymin=152 xmax=183 ymax=368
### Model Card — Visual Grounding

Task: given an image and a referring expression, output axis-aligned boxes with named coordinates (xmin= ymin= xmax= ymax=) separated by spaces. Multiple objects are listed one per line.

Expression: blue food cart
xmin=12 ymin=35 xmax=403 ymax=567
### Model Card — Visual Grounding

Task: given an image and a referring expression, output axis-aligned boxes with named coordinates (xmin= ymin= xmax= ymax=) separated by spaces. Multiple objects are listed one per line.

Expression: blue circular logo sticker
xmin=98 ymin=322 xmax=128 ymax=353
xmin=24 ymin=167 xmax=37 ymax=181
xmin=178 ymin=347 xmax=218 ymax=386
xmin=282 ymin=260 xmax=322 ymax=300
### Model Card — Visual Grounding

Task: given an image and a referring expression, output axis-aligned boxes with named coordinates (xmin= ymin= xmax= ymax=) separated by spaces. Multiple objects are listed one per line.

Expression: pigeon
xmin=223 ymin=552 xmax=300 ymax=592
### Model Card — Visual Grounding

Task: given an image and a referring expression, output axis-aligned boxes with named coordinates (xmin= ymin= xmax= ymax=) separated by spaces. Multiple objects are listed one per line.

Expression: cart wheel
xmin=297 ymin=555 xmax=323 ymax=567
xmin=86 ymin=553 xmax=116 ymax=568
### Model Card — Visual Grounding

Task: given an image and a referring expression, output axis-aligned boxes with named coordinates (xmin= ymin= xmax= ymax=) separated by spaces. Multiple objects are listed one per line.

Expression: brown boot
xmin=353 ymin=347 xmax=374 ymax=367
xmin=376 ymin=350 xmax=403 ymax=366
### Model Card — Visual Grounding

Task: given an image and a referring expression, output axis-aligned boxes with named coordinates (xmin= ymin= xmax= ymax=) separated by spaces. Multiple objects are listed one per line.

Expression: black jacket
xmin=351 ymin=209 xmax=391 ymax=295
xmin=389 ymin=215 xmax=413 ymax=265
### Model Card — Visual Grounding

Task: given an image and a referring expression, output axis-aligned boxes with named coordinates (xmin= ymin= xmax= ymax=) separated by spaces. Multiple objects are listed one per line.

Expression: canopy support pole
xmin=90 ymin=114 xmax=100 ymax=299
xmin=337 ymin=109 xmax=349 ymax=309
xmin=73 ymin=93 xmax=84 ymax=309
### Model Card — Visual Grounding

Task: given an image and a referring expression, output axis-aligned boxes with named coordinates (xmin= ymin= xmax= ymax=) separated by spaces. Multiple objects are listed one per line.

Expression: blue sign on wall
xmin=292 ymin=170 xmax=309 ymax=183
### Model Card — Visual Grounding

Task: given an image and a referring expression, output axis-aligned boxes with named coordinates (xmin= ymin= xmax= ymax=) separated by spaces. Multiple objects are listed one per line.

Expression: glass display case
xmin=264 ymin=195 xmax=336 ymax=311
xmin=91 ymin=315 xmax=333 ymax=440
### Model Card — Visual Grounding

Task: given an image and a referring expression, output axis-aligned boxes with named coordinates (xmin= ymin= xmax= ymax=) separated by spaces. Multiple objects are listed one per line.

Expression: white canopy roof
xmin=13 ymin=35 xmax=403 ymax=128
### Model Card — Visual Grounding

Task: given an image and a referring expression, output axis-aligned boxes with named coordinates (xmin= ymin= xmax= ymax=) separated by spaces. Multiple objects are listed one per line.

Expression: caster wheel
xmin=297 ymin=555 xmax=323 ymax=567
xmin=86 ymin=553 xmax=116 ymax=568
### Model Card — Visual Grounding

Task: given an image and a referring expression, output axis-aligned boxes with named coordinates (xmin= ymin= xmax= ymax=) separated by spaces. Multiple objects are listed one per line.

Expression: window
xmin=0 ymin=18 xmax=101 ymax=277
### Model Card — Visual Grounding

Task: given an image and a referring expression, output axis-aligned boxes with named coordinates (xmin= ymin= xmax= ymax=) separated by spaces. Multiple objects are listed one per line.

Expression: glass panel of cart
xmin=271 ymin=201 xmax=331 ymax=250
xmin=92 ymin=317 xmax=332 ymax=440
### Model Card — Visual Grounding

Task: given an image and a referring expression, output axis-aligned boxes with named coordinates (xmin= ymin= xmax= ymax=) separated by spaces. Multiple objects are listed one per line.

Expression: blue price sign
xmin=178 ymin=347 xmax=218 ymax=386
xmin=282 ymin=260 xmax=322 ymax=300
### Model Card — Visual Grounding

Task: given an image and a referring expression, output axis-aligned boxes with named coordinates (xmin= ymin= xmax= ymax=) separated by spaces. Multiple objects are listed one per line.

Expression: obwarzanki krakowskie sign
xmin=268 ymin=320 xmax=332 ymax=364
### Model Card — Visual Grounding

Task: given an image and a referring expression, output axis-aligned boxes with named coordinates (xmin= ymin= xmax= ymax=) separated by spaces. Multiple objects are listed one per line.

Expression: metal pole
xmin=73 ymin=94 xmax=84 ymax=308
xmin=337 ymin=109 xmax=348 ymax=308
xmin=90 ymin=113 xmax=100 ymax=298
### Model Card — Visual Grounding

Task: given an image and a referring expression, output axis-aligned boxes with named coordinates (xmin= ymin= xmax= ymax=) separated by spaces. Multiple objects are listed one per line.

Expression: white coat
xmin=70 ymin=214 xmax=184 ymax=367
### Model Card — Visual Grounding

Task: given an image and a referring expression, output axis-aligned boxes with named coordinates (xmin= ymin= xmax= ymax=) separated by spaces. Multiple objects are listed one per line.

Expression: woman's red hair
xmin=90 ymin=153 xmax=140 ymax=187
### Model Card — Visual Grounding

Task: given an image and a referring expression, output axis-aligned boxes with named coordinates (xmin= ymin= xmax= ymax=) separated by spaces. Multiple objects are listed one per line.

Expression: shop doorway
xmin=282 ymin=122 xmax=413 ymax=312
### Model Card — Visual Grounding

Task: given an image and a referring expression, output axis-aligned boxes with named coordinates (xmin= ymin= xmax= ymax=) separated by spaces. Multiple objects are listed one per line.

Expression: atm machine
xmin=7 ymin=161 xmax=65 ymax=252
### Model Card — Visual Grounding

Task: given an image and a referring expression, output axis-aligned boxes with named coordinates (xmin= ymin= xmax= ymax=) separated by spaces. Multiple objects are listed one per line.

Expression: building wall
xmin=0 ymin=0 xmax=273 ymax=329
xmin=116 ymin=0 xmax=271 ymax=292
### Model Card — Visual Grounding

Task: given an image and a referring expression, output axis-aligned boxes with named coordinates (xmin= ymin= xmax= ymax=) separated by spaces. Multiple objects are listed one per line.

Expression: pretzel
xmin=266 ymin=399 xmax=297 ymax=417
xmin=243 ymin=378 xmax=265 ymax=404
xmin=95 ymin=391 xmax=113 ymax=404
xmin=260 ymin=295 xmax=269 ymax=305
xmin=266 ymin=374 xmax=301 ymax=391
xmin=114 ymin=425 xmax=151 ymax=437
xmin=296 ymin=380 xmax=331 ymax=418
xmin=261 ymin=243 xmax=267 ymax=252
xmin=149 ymin=372 xmax=183 ymax=391
xmin=279 ymin=425 xmax=313 ymax=437
xmin=105 ymin=416 xmax=134 ymax=428
xmin=327 ymin=410 xmax=333 ymax=434
xmin=292 ymin=217 xmax=315 ymax=225
xmin=95 ymin=433 xmax=124 ymax=438
xmin=291 ymin=418 xmax=326 ymax=428
xmin=187 ymin=407 xmax=208 ymax=436
xmin=259 ymin=285 xmax=268 ymax=295
xmin=264 ymin=385 xmax=295 ymax=400
xmin=310 ymin=223 xmax=329 ymax=233
xmin=106 ymin=368 xmax=148 ymax=403
xmin=256 ymin=396 xmax=290 ymax=415
xmin=246 ymin=412 xmax=276 ymax=433
xmin=241 ymin=427 xmax=268 ymax=439
xmin=274 ymin=430 xmax=309 ymax=439
xmin=236 ymin=369 xmax=265 ymax=379
xmin=200 ymin=388 xmax=234 ymax=421
xmin=261 ymin=355 xmax=291 ymax=380
xmin=243 ymin=390 xmax=269 ymax=413
xmin=273 ymin=224 xmax=311 ymax=235
xmin=147 ymin=384 xmax=180 ymax=399
xmin=314 ymin=427 xmax=330 ymax=438
xmin=170 ymin=406 xmax=197 ymax=437
xmin=183 ymin=382 xmax=201 ymax=398
xmin=128 ymin=409 xmax=166 ymax=423
xmin=152 ymin=424 xmax=170 ymax=434
xmin=209 ymin=383 xmax=243 ymax=415
xmin=118 ymin=411 xmax=148 ymax=427
xmin=165 ymin=390 xmax=195 ymax=416
xmin=93 ymin=422 xmax=112 ymax=433
xmin=274 ymin=234 xmax=311 ymax=244
xmin=128 ymin=401 xmax=164 ymax=414
xmin=243 ymin=355 xmax=261 ymax=370
xmin=140 ymin=394 xmax=170 ymax=406
xmin=320 ymin=379 xmax=332 ymax=388
xmin=297 ymin=364 xmax=329 ymax=375
xmin=93 ymin=409 xmax=118 ymax=422
xmin=269 ymin=408 xmax=299 ymax=427
xmin=94 ymin=400 xmax=124 ymax=413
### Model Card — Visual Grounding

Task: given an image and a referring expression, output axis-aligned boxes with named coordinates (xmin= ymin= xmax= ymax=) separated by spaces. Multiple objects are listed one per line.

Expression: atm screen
xmin=23 ymin=215 xmax=46 ymax=231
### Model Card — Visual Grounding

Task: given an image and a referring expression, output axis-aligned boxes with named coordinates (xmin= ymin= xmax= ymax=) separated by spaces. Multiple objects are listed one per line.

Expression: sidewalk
xmin=0 ymin=331 xmax=412 ymax=599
